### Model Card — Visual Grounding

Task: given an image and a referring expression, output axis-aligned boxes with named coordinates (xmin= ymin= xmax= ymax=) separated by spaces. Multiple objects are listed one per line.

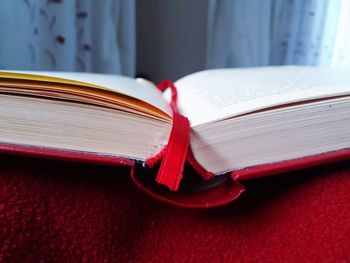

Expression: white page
xmin=0 ymin=71 xmax=171 ymax=116
xmin=173 ymin=66 xmax=350 ymax=126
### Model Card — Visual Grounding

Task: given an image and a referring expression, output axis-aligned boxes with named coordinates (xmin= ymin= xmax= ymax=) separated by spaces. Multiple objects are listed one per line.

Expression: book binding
xmin=145 ymin=80 xmax=214 ymax=191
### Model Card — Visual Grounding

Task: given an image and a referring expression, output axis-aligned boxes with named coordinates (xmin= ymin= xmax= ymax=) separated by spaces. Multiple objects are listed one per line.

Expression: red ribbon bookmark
xmin=146 ymin=81 xmax=214 ymax=191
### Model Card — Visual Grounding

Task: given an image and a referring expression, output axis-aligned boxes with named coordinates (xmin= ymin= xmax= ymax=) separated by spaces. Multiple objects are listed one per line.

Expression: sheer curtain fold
xmin=207 ymin=0 xmax=343 ymax=69
xmin=0 ymin=0 xmax=135 ymax=76
xmin=207 ymin=0 xmax=273 ymax=68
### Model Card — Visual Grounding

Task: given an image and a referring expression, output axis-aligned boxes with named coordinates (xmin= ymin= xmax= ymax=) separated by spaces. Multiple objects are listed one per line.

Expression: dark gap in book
xmin=135 ymin=73 xmax=153 ymax=82
xmin=137 ymin=161 xmax=230 ymax=193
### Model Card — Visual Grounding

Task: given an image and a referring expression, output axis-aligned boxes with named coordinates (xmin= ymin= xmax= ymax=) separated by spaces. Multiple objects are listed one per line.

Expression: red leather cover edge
xmin=232 ymin=147 xmax=350 ymax=181
xmin=130 ymin=164 xmax=245 ymax=209
xmin=133 ymin=148 xmax=350 ymax=208
xmin=0 ymin=142 xmax=134 ymax=167
xmin=2 ymin=142 xmax=350 ymax=208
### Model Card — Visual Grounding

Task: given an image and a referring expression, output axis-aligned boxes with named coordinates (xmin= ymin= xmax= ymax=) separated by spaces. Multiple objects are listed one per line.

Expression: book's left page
xmin=0 ymin=71 xmax=171 ymax=120
xmin=0 ymin=71 xmax=172 ymax=162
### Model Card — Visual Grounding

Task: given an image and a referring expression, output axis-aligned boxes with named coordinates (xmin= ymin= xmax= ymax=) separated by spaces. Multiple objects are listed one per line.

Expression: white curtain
xmin=207 ymin=0 xmax=348 ymax=69
xmin=331 ymin=0 xmax=350 ymax=68
xmin=0 ymin=0 xmax=135 ymax=76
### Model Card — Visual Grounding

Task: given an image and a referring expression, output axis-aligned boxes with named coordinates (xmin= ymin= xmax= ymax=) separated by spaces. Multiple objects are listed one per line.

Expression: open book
xmin=1 ymin=66 xmax=350 ymax=205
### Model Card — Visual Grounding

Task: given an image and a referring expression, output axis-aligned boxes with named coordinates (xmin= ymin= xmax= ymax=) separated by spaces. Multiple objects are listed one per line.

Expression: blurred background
xmin=0 ymin=0 xmax=349 ymax=82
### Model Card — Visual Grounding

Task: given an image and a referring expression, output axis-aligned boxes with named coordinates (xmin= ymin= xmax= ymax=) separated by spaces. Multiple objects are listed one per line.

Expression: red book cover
xmin=2 ymin=141 xmax=350 ymax=208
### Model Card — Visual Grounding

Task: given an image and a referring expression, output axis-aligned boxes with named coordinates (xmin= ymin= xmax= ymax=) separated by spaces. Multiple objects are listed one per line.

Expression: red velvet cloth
xmin=0 ymin=154 xmax=349 ymax=262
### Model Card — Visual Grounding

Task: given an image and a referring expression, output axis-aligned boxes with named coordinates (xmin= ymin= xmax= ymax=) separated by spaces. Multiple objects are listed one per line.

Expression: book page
xmin=173 ymin=66 xmax=350 ymax=126
xmin=0 ymin=71 xmax=171 ymax=116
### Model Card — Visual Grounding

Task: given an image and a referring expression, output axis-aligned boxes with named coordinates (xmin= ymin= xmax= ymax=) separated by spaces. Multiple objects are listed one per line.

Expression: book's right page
xmin=173 ymin=66 xmax=350 ymax=126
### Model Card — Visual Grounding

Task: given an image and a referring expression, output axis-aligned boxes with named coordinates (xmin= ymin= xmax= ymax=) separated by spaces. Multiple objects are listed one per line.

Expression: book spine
xmin=145 ymin=80 xmax=214 ymax=191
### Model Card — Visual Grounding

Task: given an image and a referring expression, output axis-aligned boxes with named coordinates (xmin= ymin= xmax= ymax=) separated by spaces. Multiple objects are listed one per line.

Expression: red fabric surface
xmin=0 ymin=154 xmax=349 ymax=262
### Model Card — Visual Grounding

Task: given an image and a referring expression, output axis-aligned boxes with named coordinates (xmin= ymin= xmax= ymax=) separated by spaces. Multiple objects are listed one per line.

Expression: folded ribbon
xmin=146 ymin=80 xmax=214 ymax=191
